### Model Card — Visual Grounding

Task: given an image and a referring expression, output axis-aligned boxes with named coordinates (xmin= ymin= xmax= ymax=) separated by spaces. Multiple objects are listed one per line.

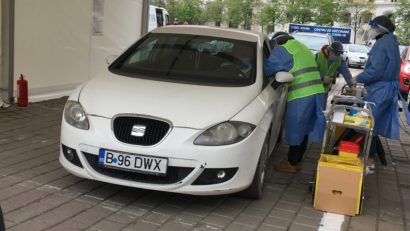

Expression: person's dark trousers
xmin=288 ymin=135 xmax=309 ymax=166
xmin=369 ymin=137 xmax=377 ymax=159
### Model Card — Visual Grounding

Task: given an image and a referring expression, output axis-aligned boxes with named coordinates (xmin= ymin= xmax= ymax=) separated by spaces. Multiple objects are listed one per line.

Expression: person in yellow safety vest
xmin=264 ymin=32 xmax=326 ymax=173
xmin=316 ymin=41 xmax=353 ymax=108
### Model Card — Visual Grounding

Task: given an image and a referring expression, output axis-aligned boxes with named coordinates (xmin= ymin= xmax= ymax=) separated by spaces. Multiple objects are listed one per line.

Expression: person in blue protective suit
xmin=352 ymin=15 xmax=401 ymax=174
xmin=264 ymin=32 xmax=326 ymax=173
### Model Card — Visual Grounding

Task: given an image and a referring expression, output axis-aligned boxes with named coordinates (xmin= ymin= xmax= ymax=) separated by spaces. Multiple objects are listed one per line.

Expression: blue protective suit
xmin=264 ymin=46 xmax=326 ymax=145
xmin=356 ymin=33 xmax=401 ymax=140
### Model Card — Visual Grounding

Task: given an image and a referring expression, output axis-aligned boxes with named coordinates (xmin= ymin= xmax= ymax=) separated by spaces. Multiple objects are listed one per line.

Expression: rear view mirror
xmin=105 ymin=55 xmax=119 ymax=65
xmin=275 ymin=71 xmax=294 ymax=83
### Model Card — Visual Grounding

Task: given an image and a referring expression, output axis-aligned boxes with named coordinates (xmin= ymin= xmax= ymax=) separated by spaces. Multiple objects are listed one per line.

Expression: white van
xmin=148 ymin=5 xmax=170 ymax=32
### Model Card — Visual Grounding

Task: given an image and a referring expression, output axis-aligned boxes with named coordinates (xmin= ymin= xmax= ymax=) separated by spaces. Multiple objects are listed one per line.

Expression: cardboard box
xmin=314 ymin=154 xmax=364 ymax=216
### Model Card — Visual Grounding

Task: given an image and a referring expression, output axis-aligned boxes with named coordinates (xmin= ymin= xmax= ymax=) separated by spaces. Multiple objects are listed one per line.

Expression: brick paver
xmin=1 ymin=74 xmax=410 ymax=230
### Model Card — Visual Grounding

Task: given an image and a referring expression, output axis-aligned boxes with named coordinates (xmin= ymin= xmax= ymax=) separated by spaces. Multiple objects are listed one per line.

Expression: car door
xmin=261 ymin=40 xmax=288 ymax=154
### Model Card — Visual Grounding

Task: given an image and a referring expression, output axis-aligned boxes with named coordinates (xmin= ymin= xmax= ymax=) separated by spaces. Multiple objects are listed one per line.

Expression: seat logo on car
xmin=131 ymin=125 xmax=146 ymax=137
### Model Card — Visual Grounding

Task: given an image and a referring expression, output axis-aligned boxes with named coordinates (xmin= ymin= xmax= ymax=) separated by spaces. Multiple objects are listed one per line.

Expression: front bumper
xmin=60 ymin=115 xmax=267 ymax=195
xmin=400 ymin=73 xmax=409 ymax=93
xmin=349 ymin=58 xmax=366 ymax=66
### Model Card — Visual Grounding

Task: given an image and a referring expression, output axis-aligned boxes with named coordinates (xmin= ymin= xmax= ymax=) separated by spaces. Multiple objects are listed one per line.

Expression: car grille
xmin=83 ymin=153 xmax=194 ymax=184
xmin=113 ymin=116 xmax=170 ymax=146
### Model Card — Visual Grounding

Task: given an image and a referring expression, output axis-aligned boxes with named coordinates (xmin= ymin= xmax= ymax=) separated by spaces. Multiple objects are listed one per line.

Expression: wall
xmin=14 ymin=0 xmax=143 ymax=102
xmin=0 ymin=1 xmax=2 ymax=91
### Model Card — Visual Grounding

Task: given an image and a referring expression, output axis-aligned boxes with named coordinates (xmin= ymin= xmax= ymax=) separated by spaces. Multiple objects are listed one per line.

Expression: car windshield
xmin=399 ymin=45 xmax=405 ymax=54
xmin=292 ymin=34 xmax=329 ymax=51
xmin=349 ymin=45 xmax=368 ymax=53
xmin=109 ymin=33 xmax=257 ymax=86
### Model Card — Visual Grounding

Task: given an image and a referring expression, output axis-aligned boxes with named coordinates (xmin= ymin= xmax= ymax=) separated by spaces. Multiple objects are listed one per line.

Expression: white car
xmin=60 ymin=26 xmax=292 ymax=198
xmin=342 ymin=44 xmax=369 ymax=68
xmin=291 ymin=32 xmax=334 ymax=54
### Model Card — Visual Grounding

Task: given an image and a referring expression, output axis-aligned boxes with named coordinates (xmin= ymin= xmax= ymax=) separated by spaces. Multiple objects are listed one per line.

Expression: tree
xmin=284 ymin=0 xmax=314 ymax=24
xmin=346 ymin=1 xmax=375 ymax=44
xmin=224 ymin=0 xmax=244 ymax=28
xmin=395 ymin=0 xmax=410 ymax=45
xmin=204 ymin=0 xmax=224 ymax=26
xmin=258 ymin=1 xmax=283 ymax=33
xmin=165 ymin=0 xmax=177 ymax=21
xmin=242 ymin=0 xmax=256 ymax=30
xmin=313 ymin=0 xmax=347 ymax=26
xmin=150 ymin=0 xmax=165 ymax=7
xmin=174 ymin=0 xmax=203 ymax=24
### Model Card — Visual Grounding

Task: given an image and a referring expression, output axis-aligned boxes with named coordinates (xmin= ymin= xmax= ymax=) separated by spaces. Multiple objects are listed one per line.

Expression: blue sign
xmin=289 ymin=24 xmax=352 ymax=44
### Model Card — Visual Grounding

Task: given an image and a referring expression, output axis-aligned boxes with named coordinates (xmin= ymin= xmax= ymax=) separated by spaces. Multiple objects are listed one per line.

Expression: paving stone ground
xmin=1 ymin=72 xmax=409 ymax=231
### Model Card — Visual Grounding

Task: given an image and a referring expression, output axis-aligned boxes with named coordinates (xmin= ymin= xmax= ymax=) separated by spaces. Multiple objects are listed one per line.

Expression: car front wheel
xmin=346 ymin=58 xmax=351 ymax=68
xmin=407 ymin=90 xmax=410 ymax=112
xmin=239 ymin=134 xmax=269 ymax=199
xmin=0 ymin=206 xmax=4 ymax=231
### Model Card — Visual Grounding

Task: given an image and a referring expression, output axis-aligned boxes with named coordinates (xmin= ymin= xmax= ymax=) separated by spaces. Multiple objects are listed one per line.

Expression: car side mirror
xmin=271 ymin=71 xmax=294 ymax=89
xmin=105 ymin=55 xmax=119 ymax=65
xmin=275 ymin=71 xmax=294 ymax=83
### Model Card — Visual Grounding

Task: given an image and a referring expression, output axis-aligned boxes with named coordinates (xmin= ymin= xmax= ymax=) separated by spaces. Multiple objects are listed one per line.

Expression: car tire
xmin=239 ymin=134 xmax=269 ymax=199
xmin=400 ymin=92 xmax=408 ymax=102
xmin=0 ymin=206 xmax=4 ymax=231
xmin=346 ymin=58 xmax=351 ymax=68
xmin=407 ymin=92 xmax=410 ymax=112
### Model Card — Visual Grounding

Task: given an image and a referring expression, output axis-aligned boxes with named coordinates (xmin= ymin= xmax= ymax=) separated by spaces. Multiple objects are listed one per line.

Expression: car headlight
xmin=405 ymin=65 xmax=410 ymax=74
xmin=64 ymin=100 xmax=89 ymax=130
xmin=194 ymin=121 xmax=256 ymax=146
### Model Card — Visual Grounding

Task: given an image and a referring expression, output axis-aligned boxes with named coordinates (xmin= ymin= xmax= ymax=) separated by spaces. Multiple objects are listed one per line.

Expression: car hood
xmin=79 ymin=74 xmax=258 ymax=129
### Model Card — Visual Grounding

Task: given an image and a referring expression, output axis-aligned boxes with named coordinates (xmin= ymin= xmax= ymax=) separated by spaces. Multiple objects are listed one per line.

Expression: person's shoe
xmin=275 ymin=160 xmax=298 ymax=173
xmin=365 ymin=158 xmax=375 ymax=175
xmin=296 ymin=162 xmax=303 ymax=171
xmin=366 ymin=164 xmax=375 ymax=175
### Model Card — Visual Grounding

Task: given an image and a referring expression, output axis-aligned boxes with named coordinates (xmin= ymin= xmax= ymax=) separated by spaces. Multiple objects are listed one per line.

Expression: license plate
xmin=98 ymin=149 xmax=168 ymax=175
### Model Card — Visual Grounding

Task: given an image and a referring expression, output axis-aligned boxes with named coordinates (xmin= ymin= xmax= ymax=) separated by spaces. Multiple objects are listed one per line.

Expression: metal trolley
xmin=322 ymin=96 xmax=374 ymax=163
xmin=313 ymin=92 xmax=375 ymax=215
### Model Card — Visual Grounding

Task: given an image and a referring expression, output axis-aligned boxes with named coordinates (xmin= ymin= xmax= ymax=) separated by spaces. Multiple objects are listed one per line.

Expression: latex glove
xmin=323 ymin=76 xmax=333 ymax=84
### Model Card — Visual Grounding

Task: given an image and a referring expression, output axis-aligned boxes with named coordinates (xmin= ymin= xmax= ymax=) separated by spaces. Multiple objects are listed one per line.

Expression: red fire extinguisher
xmin=17 ymin=74 xmax=28 ymax=107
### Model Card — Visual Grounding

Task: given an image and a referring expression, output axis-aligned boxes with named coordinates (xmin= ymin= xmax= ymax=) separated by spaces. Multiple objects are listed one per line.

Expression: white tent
xmin=1 ymin=0 xmax=149 ymax=103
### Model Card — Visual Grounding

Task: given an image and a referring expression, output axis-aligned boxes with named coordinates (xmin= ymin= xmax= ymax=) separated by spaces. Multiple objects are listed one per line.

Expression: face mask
xmin=328 ymin=52 xmax=339 ymax=62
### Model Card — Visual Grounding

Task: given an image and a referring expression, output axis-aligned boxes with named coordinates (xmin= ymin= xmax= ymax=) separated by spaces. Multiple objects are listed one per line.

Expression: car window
xmin=402 ymin=48 xmax=408 ymax=61
xmin=109 ymin=33 xmax=257 ymax=86
xmin=349 ymin=45 xmax=368 ymax=53
xmin=165 ymin=14 xmax=170 ymax=25
xmin=292 ymin=34 xmax=329 ymax=51
xmin=399 ymin=46 xmax=406 ymax=55
xmin=407 ymin=49 xmax=410 ymax=61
